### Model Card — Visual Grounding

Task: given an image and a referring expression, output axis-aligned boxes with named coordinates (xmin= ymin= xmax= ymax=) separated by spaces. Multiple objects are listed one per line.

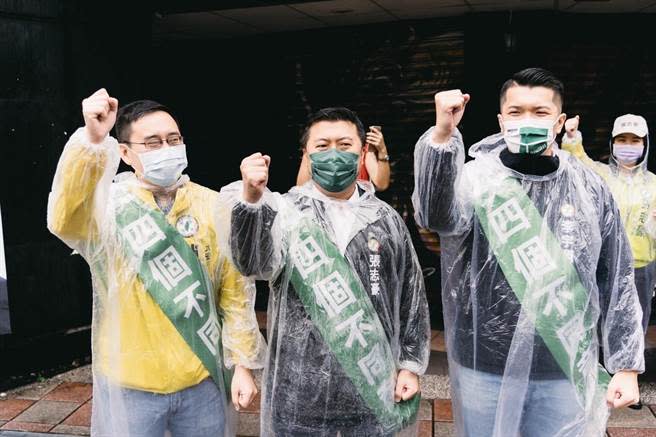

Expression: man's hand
xmin=394 ymin=369 xmax=419 ymax=403
xmin=606 ymin=370 xmax=640 ymax=409
xmin=240 ymin=152 xmax=270 ymax=204
xmin=433 ymin=90 xmax=470 ymax=144
xmin=565 ymin=115 xmax=580 ymax=139
xmin=231 ymin=365 xmax=258 ymax=411
xmin=82 ymin=88 xmax=118 ymax=144
xmin=366 ymin=127 xmax=387 ymax=158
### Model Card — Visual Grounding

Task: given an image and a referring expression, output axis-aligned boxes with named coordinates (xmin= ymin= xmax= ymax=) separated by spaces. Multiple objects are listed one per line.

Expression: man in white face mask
xmin=47 ymin=89 xmax=266 ymax=436
xmin=562 ymin=114 xmax=654 ymax=410
xmin=412 ymin=68 xmax=644 ymax=436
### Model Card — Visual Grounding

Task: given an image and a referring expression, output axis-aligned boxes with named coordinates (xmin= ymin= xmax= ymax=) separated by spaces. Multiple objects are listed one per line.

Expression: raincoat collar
xmin=289 ymin=180 xmax=376 ymax=204
xmin=468 ymin=132 xmax=566 ymax=182
xmin=113 ymin=171 xmax=192 ymax=215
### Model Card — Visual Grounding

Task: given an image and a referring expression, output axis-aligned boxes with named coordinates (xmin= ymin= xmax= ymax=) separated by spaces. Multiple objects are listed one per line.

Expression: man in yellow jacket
xmin=47 ymin=88 xmax=265 ymax=436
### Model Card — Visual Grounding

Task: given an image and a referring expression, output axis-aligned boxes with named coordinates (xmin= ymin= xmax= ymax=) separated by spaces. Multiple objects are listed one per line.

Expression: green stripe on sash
xmin=288 ymin=218 xmax=419 ymax=432
xmin=115 ymin=193 xmax=224 ymax=388
xmin=472 ymin=175 xmax=610 ymax=407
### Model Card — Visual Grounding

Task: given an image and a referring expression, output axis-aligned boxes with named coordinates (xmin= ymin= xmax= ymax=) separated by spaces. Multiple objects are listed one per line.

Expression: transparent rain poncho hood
xmin=412 ymin=127 xmax=644 ymax=437
xmin=219 ymin=179 xmax=430 ymax=436
xmin=47 ymin=128 xmax=266 ymax=436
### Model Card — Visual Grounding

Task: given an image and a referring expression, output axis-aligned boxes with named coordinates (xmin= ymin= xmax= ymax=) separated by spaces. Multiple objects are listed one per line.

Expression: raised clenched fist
xmin=565 ymin=115 xmax=580 ymax=139
xmin=82 ymin=88 xmax=118 ymax=144
xmin=240 ymin=152 xmax=270 ymax=204
xmin=433 ymin=89 xmax=470 ymax=144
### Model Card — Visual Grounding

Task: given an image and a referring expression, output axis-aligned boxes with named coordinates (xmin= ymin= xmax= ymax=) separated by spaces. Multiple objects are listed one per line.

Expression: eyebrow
xmin=144 ymin=132 xmax=180 ymax=140
xmin=315 ymin=136 xmax=354 ymax=142
xmin=507 ymin=105 xmax=552 ymax=110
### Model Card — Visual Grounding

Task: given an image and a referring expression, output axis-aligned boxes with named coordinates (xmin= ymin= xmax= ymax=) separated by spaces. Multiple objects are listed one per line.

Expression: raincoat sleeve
xmin=412 ymin=127 xmax=472 ymax=235
xmin=217 ymin=256 xmax=266 ymax=369
xmin=561 ymin=131 xmax=607 ymax=174
xmin=47 ymin=128 xmax=120 ymax=256
xmin=397 ymin=224 xmax=431 ymax=375
xmin=596 ymin=186 xmax=645 ymax=374
xmin=220 ymin=181 xmax=285 ymax=281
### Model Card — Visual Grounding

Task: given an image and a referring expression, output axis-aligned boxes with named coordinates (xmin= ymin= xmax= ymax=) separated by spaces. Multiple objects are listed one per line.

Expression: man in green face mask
xmin=223 ymin=107 xmax=430 ymax=436
xmin=302 ymin=112 xmax=363 ymax=196
xmin=413 ymin=68 xmax=643 ymax=437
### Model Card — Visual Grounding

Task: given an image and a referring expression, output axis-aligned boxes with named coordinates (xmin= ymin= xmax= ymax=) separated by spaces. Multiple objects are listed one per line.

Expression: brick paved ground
xmin=2 ymin=322 xmax=656 ymax=436
xmin=3 ymin=383 xmax=656 ymax=436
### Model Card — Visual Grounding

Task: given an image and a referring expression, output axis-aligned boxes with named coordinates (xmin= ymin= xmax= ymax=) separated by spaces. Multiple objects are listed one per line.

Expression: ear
xmin=554 ymin=113 xmax=567 ymax=135
xmin=497 ymin=114 xmax=504 ymax=133
xmin=119 ymin=144 xmax=133 ymax=166
xmin=359 ymin=144 xmax=367 ymax=166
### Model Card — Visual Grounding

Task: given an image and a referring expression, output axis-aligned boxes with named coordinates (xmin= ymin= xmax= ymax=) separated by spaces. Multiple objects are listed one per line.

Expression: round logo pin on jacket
xmin=368 ymin=233 xmax=381 ymax=252
xmin=176 ymin=215 xmax=199 ymax=237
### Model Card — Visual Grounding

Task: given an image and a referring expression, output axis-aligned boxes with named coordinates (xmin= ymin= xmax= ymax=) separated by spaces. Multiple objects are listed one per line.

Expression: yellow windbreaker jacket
xmin=47 ymin=128 xmax=265 ymax=394
xmin=562 ymin=131 xmax=656 ymax=268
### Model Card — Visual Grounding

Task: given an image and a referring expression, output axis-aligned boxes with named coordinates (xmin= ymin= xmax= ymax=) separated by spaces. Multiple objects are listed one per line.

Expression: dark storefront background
xmin=1 ymin=0 xmax=655 ymax=389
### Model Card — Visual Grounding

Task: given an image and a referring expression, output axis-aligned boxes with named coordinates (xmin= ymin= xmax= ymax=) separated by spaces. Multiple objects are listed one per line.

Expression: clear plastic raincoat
xmin=47 ymin=128 xmax=266 ymax=436
xmin=563 ymin=131 xmax=656 ymax=331
xmin=220 ymin=180 xmax=430 ymax=436
xmin=412 ymin=127 xmax=644 ymax=437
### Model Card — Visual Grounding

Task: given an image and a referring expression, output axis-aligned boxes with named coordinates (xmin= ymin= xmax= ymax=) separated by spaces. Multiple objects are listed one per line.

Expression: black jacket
xmin=228 ymin=182 xmax=430 ymax=435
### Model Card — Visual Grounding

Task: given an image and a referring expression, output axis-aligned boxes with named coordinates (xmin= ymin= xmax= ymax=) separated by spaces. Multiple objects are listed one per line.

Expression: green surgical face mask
xmin=503 ymin=117 xmax=557 ymax=154
xmin=309 ymin=149 xmax=360 ymax=193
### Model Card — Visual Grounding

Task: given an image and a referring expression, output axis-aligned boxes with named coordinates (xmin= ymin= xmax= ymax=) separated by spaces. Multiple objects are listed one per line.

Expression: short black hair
xmin=499 ymin=68 xmax=564 ymax=109
xmin=115 ymin=100 xmax=180 ymax=144
xmin=300 ymin=107 xmax=366 ymax=149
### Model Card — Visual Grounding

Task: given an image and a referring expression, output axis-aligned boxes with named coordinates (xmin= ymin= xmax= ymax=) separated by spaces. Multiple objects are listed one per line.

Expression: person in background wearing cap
xmin=562 ymin=114 xmax=654 ymax=409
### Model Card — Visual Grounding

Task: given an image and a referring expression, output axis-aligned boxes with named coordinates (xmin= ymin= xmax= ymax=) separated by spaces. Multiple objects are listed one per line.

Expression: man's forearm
xmin=230 ymin=202 xmax=278 ymax=279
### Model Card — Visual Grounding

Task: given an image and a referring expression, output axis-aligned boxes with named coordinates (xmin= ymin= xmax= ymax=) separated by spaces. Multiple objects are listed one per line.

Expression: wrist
xmin=617 ymin=370 xmax=639 ymax=375
xmin=243 ymin=188 xmax=263 ymax=205
xmin=235 ymin=364 xmax=252 ymax=374
xmin=377 ymin=152 xmax=390 ymax=162
xmin=432 ymin=127 xmax=452 ymax=144
xmin=85 ymin=126 xmax=107 ymax=145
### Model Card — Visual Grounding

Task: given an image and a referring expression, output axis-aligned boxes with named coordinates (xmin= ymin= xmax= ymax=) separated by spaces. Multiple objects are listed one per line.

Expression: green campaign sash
xmin=472 ymin=175 xmax=610 ymax=407
xmin=288 ymin=218 xmax=419 ymax=432
xmin=114 ymin=192 xmax=224 ymax=388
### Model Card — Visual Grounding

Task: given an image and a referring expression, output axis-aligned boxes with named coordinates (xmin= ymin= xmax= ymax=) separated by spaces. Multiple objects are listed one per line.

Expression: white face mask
xmin=137 ymin=144 xmax=188 ymax=187
xmin=502 ymin=117 xmax=558 ymax=155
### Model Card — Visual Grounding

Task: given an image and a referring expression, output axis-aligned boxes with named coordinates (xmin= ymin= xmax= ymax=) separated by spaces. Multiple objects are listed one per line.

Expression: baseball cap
xmin=612 ymin=114 xmax=649 ymax=138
